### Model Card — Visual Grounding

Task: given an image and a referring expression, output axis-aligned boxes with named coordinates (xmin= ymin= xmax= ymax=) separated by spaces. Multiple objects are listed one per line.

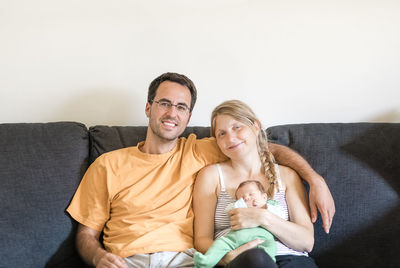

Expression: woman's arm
xmin=229 ymin=165 xmax=314 ymax=252
xmin=193 ymin=165 xmax=219 ymax=253
xmin=267 ymin=165 xmax=314 ymax=251
xmin=269 ymin=142 xmax=335 ymax=234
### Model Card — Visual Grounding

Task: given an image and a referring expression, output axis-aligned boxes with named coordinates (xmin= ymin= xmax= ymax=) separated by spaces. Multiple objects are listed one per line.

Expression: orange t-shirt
xmin=67 ymin=134 xmax=225 ymax=258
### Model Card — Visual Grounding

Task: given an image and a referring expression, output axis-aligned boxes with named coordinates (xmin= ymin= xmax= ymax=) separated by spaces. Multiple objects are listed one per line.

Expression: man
xmin=67 ymin=72 xmax=335 ymax=268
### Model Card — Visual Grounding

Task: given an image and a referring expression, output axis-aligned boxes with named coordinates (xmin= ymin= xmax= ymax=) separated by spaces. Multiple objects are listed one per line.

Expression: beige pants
xmin=124 ymin=248 xmax=196 ymax=268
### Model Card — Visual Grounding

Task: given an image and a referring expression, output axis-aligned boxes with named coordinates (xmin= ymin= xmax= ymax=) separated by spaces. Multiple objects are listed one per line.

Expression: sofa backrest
xmin=89 ymin=123 xmax=400 ymax=268
xmin=88 ymin=125 xmax=211 ymax=163
xmin=2 ymin=122 xmax=398 ymax=267
xmin=0 ymin=122 xmax=89 ymax=268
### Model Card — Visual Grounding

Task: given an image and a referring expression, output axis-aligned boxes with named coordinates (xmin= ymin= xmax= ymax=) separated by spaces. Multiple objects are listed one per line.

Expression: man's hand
xmin=309 ymin=174 xmax=335 ymax=234
xmin=94 ymin=250 xmax=128 ymax=268
xmin=268 ymin=142 xmax=335 ymax=233
xmin=76 ymin=224 xmax=128 ymax=268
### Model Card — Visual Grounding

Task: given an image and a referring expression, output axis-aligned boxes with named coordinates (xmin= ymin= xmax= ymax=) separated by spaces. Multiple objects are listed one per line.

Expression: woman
xmin=193 ymin=100 xmax=318 ymax=268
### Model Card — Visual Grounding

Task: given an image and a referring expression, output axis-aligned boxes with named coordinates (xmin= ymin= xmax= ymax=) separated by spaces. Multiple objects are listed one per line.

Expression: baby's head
xmin=235 ymin=180 xmax=268 ymax=208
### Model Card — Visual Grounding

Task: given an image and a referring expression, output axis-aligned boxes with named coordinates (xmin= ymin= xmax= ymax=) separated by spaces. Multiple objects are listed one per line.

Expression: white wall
xmin=1 ymin=0 xmax=399 ymax=127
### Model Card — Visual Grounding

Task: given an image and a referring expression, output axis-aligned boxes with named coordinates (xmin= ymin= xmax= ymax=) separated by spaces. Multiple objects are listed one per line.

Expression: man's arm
xmin=269 ymin=142 xmax=335 ymax=234
xmin=76 ymin=224 xmax=127 ymax=268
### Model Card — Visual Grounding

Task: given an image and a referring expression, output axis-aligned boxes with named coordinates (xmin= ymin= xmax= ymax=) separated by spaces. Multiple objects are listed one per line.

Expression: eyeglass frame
xmin=151 ymin=99 xmax=191 ymax=114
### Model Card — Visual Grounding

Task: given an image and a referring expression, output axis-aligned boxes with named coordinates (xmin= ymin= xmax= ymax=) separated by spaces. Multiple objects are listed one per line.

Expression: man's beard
xmin=148 ymin=116 xmax=186 ymax=142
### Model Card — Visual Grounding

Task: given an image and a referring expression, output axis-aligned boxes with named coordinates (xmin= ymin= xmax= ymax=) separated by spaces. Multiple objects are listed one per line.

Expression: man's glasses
xmin=152 ymin=99 xmax=190 ymax=115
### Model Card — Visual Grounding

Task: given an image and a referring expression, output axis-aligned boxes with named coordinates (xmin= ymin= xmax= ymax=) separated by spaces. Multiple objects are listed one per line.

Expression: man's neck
xmin=139 ymin=135 xmax=179 ymax=154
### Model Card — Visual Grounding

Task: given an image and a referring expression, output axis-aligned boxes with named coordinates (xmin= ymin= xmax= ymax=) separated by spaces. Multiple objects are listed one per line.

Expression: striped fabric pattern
xmin=213 ymin=164 xmax=308 ymax=256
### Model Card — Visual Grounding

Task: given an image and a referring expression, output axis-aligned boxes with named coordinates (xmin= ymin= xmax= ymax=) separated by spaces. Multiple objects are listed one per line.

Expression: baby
xmin=194 ymin=180 xmax=285 ymax=268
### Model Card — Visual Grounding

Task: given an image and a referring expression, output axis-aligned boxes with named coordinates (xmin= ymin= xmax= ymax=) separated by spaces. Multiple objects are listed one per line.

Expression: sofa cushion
xmin=0 ymin=122 xmax=89 ymax=268
xmin=267 ymin=123 xmax=400 ymax=268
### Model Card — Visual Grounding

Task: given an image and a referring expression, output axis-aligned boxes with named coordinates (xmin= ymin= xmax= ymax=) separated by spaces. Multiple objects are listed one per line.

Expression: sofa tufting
xmin=1 ymin=122 xmax=399 ymax=268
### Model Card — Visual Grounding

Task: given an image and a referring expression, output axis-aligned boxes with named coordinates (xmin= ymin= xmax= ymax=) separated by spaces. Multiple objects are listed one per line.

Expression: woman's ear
xmin=253 ymin=120 xmax=261 ymax=134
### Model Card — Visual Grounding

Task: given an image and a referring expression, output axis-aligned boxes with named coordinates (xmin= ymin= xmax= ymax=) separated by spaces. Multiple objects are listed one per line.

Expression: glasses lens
xmin=154 ymin=100 xmax=189 ymax=114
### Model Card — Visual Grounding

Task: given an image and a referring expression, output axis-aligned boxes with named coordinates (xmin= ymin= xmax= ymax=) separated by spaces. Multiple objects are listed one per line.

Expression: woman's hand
xmin=220 ymin=239 xmax=265 ymax=265
xmin=229 ymin=208 xmax=267 ymax=230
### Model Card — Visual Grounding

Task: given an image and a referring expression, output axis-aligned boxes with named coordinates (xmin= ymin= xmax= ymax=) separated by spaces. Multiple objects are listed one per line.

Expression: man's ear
xmin=145 ymin=102 xmax=151 ymax=118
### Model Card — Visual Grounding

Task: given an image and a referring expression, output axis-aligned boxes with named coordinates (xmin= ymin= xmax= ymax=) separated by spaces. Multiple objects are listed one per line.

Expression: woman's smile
xmin=227 ymin=141 xmax=245 ymax=150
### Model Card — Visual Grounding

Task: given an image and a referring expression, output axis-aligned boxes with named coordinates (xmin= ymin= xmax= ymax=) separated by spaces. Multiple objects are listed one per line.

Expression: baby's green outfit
xmin=194 ymin=199 xmax=283 ymax=268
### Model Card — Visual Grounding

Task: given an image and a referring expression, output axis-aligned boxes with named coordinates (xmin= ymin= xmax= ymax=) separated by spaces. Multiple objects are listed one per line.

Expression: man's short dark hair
xmin=148 ymin=72 xmax=197 ymax=112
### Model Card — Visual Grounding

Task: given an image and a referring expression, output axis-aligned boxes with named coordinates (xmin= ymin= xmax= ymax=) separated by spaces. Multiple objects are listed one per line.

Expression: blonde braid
xmin=257 ymin=129 xmax=279 ymax=199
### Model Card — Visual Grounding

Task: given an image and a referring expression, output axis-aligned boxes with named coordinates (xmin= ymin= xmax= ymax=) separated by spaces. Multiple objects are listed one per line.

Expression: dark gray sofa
xmin=1 ymin=122 xmax=399 ymax=267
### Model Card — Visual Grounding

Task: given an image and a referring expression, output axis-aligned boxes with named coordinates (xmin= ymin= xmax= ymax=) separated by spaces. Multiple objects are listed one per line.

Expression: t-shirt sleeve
xmin=66 ymin=156 xmax=111 ymax=232
xmin=193 ymin=136 xmax=227 ymax=165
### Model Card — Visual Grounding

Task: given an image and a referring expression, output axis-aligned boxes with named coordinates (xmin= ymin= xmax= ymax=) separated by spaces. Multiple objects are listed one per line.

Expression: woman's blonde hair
xmin=211 ymin=100 xmax=279 ymax=198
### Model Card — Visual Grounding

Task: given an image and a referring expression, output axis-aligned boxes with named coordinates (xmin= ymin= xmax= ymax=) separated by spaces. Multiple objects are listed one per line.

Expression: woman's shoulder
xmin=277 ymin=164 xmax=296 ymax=175
xmin=195 ymin=162 xmax=227 ymax=196
xmin=199 ymin=160 xmax=231 ymax=174
xmin=198 ymin=162 xmax=219 ymax=175
xmin=196 ymin=162 xmax=224 ymax=185
xmin=276 ymin=164 xmax=301 ymax=187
